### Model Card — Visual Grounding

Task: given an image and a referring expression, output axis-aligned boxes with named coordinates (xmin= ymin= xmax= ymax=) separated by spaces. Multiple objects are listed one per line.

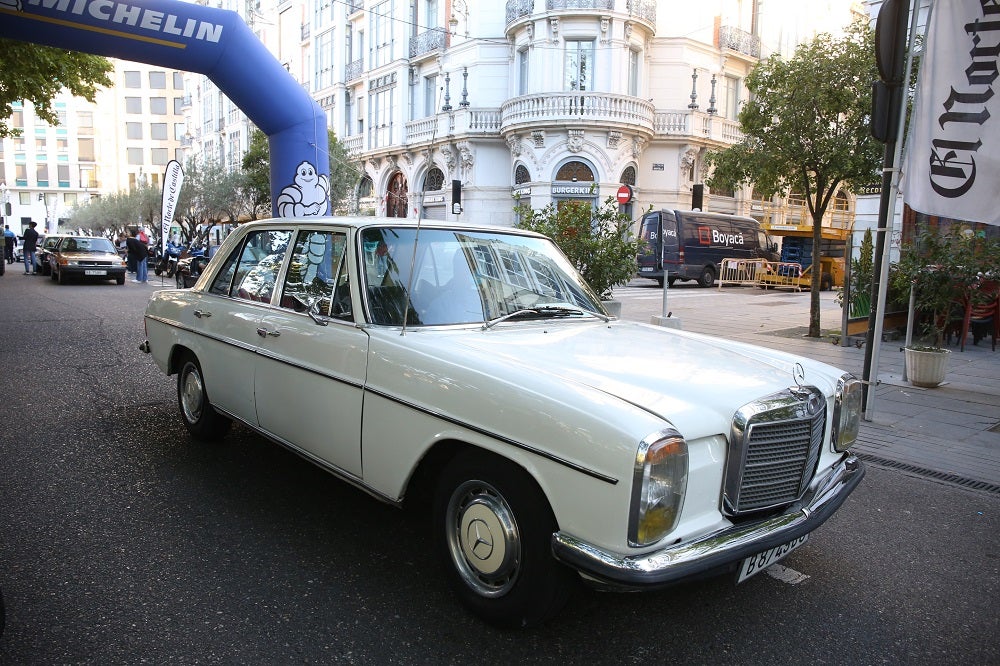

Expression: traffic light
xmin=871 ymin=0 xmax=909 ymax=143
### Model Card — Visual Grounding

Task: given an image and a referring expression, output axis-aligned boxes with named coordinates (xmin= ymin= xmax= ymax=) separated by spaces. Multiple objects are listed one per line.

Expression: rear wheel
xmin=697 ymin=266 xmax=716 ymax=288
xmin=433 ymin=451 xmax=575 ymax=628
xmin=176 ymin=353 xmax=231 ymax=441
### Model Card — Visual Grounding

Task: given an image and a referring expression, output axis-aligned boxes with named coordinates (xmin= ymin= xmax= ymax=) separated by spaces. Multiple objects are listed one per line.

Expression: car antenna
xmin=401 ymin=85 xmax=448 ymax=336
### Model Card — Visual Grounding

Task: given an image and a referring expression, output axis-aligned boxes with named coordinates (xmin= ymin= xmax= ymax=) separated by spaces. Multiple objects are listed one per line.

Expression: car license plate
xmin=640 ymin=267 xmax=654 ymax=272
xmin=84 ymin=269 xmax=107 ymax=276
xmin=737 ymin=534 xmax=808 ymax=583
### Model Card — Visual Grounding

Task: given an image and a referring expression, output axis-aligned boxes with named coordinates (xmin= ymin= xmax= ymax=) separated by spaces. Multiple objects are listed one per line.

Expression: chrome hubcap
xmin=446 ymin=480 xmax=520 ymax=597
xmin=180 ymin=364 xmax=205 ymax=424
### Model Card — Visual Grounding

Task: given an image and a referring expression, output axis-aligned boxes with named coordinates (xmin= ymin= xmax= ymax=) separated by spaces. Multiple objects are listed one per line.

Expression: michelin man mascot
xmin=276 ymin=161 xmax=330 ymax=217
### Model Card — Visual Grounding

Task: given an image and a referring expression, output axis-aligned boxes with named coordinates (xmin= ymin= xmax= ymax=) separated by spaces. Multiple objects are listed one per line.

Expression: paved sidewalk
xmin=615 ymin=281 xmax=1000 ymax=492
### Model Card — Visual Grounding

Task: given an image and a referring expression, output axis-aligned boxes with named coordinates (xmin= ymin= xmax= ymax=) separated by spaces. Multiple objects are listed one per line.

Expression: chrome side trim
xmin=551 ymin=454 xmax=864 ymax=589
xmin=364 ymin=387 xmax=619 ymax=485
xmin=148 ymin=315 xmax=619 ymax=485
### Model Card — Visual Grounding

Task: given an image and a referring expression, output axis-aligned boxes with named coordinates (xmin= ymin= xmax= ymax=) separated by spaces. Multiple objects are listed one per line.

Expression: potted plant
xmin=892 ymin=228 xmax=986 ymax=387
xmin=515 ymin=195 xmax=642 ymax=314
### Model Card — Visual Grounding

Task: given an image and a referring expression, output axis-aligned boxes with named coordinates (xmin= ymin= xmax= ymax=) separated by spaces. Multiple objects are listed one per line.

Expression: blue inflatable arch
xmin=0 ymin=0 xmax=331 ymax=217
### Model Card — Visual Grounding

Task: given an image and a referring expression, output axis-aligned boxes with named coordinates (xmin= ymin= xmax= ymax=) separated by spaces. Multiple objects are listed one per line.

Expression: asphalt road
xmin=0 ymin=274 xmax=997 ymax=664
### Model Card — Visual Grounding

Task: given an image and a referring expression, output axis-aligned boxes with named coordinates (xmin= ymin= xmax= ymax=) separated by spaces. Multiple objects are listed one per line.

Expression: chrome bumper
xmin=552 ymin=454 xmax=864 ymax=589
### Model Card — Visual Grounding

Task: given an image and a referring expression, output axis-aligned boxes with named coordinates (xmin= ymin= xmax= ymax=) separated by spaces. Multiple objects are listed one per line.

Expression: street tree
xmin=242 ymin=127 xmax=357 ymax=215
xmin=705 ymin=17 xmax=882 ymax=337
xmin=0 ymin=39 xmax=112 ymax=137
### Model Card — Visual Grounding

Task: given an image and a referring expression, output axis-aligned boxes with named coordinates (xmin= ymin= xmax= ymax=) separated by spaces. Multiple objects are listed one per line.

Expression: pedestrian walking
xmin=3 ymin=225 xmax=15 ymax=264
xmin=0 ymin=226 xmax=6 ymax=276
xmin=126 ymin=228 xmax=148 ymax=283
xmin=21 ymin=222 xmax=39 ymax=275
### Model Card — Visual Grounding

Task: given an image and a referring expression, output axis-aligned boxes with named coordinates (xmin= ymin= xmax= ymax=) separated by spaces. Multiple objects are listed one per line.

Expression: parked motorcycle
xmin=154 ymin=240 xmax=184 ymax=278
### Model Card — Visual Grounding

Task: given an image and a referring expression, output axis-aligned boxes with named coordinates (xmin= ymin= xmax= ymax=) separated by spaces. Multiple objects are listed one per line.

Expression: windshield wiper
xmin=482 ymin=305 xmax=610 ymax=330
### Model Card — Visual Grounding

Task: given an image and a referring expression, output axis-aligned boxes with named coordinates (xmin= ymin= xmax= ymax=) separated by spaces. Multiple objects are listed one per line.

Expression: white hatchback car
xmin=141 ymin=217 xmax=865 ymax=627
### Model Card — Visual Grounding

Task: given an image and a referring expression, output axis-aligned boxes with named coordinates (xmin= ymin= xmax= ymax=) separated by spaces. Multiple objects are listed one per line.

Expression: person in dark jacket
xmin=3 ymin=225 xmax=15 ymax=264
xmin=125 ymin=228 xmax=148 ymax=283
xmin=22 ymin=222 xmax=39 ymax=275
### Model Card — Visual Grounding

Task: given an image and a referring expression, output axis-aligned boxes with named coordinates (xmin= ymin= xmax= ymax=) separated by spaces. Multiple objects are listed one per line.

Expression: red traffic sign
xmin=616 ymin=184 xmax=633 ymax=204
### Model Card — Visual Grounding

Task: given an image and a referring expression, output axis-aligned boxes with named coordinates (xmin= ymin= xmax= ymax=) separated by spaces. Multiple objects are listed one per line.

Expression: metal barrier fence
xmin=717 ymin=258 xmax=807 ymax=291
xmin=717 ymin=258 xmax=766 ymax=288
xmin=757 ymin=261 xmax=806 ymax=291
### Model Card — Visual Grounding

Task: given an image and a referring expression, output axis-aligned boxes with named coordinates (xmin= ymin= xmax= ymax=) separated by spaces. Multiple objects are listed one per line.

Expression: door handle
xmin=257 ymin=327 xmax=280 ymax=338
xmin=193 ymin=310 xmax=212 ymax=318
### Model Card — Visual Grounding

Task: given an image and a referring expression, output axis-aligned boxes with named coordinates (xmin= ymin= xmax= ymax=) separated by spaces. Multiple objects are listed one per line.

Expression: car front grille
xmin=724 ymin=388 xmax=826 ymax=516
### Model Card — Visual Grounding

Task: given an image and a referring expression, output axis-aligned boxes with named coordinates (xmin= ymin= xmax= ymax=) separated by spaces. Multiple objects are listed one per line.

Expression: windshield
xmin=359 ymin=227 xmax=604 ymax=326
xmin=61 ymin=237 xmax=117 ymax=254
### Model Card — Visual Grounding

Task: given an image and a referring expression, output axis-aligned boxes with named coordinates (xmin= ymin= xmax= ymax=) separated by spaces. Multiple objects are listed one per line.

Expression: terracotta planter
xmin=904 ymin=346 xmax=950 ymax=388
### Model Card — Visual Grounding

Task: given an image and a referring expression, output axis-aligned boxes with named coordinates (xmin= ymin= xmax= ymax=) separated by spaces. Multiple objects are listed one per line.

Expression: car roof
xmin=234 ymin=216 xmax=546 ymax=238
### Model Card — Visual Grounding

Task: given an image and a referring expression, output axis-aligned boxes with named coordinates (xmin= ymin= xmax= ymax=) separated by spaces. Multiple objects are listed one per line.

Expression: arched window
xmin=358 ymin=175 xmax=374 ymax=198
xmin=555 ymin=160 xmax=594 ymax=182
xmin=514 ymin=164 xmax=531 ymax=184
xmin=620 ymin=165 xmax=636 ymax=186
xmin=424 ymin=167 xmax=444 ymax=192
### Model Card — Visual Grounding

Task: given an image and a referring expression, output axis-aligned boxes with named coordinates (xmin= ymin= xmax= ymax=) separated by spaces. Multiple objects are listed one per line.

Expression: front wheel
xmin=433 ymin=451 xmax=575 ymax=628
xmin=697 ymin=266 xmax=716 ymax=288
xmin=57 ymin=268 xmax=67 ymax=285
xmin=176 ymin=354 xmax=231 ymax=441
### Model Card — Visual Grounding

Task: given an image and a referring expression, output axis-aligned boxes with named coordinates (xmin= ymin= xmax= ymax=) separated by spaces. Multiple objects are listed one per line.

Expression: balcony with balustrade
xmin=500 ymin=92 xmax=655 ymax=137
xmin=409 ymin=28 xmax=447 ymax=61
xmin=506 ymin=0 xmax=655 ymax=32
xmin=718 ymin=25 xmax=761 ymax=61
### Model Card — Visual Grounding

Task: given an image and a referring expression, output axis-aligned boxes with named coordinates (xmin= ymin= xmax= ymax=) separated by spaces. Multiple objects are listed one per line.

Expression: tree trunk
xmin=808 ymin=210 xmax=824 ymax=337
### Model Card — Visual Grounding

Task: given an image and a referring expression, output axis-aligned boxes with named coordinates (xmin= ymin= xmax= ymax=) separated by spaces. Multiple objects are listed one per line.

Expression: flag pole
xmin=862 ymin=0 xmax=925 ymax=419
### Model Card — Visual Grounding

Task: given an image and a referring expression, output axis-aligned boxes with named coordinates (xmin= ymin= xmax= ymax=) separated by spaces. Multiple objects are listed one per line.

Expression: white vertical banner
xmin=160 ymin=160 xmax=184 ymax=252
xmin=902 ymin=0 xmax=1000 ymax=226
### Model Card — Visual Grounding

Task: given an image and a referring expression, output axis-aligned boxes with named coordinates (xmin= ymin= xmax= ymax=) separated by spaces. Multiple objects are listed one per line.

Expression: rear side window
xmin=209 ymin=229 xmax=292 ymax=302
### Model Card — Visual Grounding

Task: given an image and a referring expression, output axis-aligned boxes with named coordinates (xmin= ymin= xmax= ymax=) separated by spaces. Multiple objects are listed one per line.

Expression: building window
xmin=423 ymin=75 xmax=437 ymax=117
xmin=555 ymin=160 xmax=594 ymax=182
xmin=150 ymin=97 xmax=167 ymax=115
xmin=628 ymin=49 xmax=639 ymax=96
xmin=369 ymin=86 xmax=395 ymax=149
xmin=173 ymin=72 xmax=184 ymax=89
xmin=148 ymin=71 xmax=167 ymax=89
xmin=174 ymin=96 xmax=185 ymax=114
xmin=77 ymin=111 xmax=94 ymax=135
xmin=58 ymin=164 xmax=70 ymax=187
xmin=424 ymin=167 xmax=444 ymax=191
xmin=151 ymin=148 xmax=169 ymax=166
xmin=564 ymin=40 xmax=594 ymax=91
xmin=127 ymin=122 xmax=143 ymax=140
xmin=124 ymin=71 xmax=141 ymax=88
xmin=150 ymin=123 xmax=168 ymax=140
xmin=63 ymin=191 xmax=77 ymax=205
xmin=620 ymin=165 xmax=636 ymax=186
xmin=722 ymin=75 xmax=740 ymax=120
xmin=174 ymin=123 xmax=186 ymax=140
xmin=125 ymin=97 xmax=142 ymax=114
xmin=315 ymin=29 xmax=334 ymax=90
xmin=78 ymin=138 xmax=95 ymax=161
xmin=371 ymin=1 xmax=394 ymax=68
xmin=514 ymin=164 xmax=531 ymax=184
xmin=36 ymin=164 xmax=49 ymax=187
xmin=518 ymin=48 xmax=529 ymax=96
xmin=127 ymin=147 xmax=143 ymax=165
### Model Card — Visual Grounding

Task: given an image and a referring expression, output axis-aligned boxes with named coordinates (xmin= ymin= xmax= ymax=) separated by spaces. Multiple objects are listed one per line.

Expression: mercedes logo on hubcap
xmin=466 ymin=519 xmax=494 ymax=561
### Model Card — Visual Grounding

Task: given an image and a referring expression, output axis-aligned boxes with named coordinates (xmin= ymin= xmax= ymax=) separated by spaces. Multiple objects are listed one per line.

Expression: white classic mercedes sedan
xmin=141 ymin=217 xmax=865 ymax=627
